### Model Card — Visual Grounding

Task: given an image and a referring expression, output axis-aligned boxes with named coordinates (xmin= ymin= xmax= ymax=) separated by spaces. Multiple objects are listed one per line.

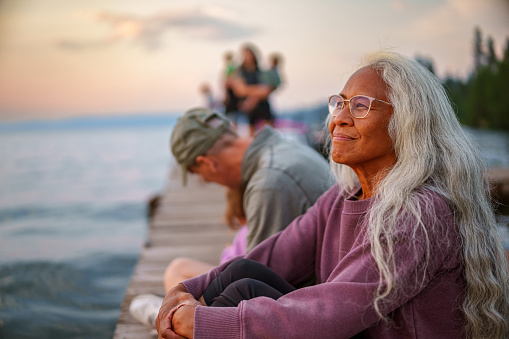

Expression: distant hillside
xmin=0 ymin=114 xmax=180 ymax=133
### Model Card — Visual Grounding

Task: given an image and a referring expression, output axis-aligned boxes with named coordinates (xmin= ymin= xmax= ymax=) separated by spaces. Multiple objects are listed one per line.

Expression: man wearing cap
xmin=170 ymin=107 xmax=332 ymax=252
xmin=129 ymin=107 xmax=331 ymax=328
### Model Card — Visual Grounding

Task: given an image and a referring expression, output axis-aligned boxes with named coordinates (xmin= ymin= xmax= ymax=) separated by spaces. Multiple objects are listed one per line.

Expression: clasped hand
xmin=156 ymin=283 xmax=201 ymax=339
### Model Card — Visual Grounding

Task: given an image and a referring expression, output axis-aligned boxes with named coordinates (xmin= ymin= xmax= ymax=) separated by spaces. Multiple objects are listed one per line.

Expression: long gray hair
xmin=330 ymin=51 xmax=509 ymax=338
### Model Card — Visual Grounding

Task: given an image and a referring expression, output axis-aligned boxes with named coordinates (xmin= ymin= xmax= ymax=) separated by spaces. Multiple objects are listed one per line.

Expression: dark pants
xmin=248 ymin=100 xmax=273 ymax=126
xmin=203 ymin=259 xmax=296 ymax=307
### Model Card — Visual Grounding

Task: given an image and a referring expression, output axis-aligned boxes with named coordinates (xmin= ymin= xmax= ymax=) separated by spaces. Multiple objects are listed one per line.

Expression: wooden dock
xmin=113 ymin=165 xmax=234 ymax=338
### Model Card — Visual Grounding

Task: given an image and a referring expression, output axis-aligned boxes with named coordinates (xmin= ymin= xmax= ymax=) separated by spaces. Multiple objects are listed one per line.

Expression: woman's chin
xmin=330 ymin=152 xmax=349 ymax=166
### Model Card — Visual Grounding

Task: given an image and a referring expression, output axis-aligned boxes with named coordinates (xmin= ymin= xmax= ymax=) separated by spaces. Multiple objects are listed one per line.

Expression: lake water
xmin=0 ymin=118 xmax=176 ymax=338
xmin=0 ymin=117 xmax=507 ymax=338
xmin=463 ymin=126 xmax=509 ymax=168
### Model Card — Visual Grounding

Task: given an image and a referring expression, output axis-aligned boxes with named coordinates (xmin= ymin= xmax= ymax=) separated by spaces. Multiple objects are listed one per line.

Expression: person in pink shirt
xmin=156 ymin=51 xmax=509 ymax=339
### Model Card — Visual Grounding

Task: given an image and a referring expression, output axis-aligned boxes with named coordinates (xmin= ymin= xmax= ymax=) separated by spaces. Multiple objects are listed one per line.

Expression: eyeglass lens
xmin=329 ymin=95 xmax=371 ymax=118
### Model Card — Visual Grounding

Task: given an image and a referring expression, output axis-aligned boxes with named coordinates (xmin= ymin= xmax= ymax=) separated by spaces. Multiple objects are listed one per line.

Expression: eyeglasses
xmin=328 ymin=95 xmax=392 ymax=119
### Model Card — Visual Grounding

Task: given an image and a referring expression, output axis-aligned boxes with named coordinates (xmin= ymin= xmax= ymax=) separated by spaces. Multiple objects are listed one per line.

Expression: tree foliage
xmin=417 ymin=27 xmax=509 ymax=131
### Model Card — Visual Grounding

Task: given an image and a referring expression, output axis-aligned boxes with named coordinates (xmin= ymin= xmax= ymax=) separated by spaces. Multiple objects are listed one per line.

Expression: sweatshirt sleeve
xmin=192 ymin=238 xmax=384 ymax=339
xmin=192 ymin=245 xmax=381 ymax=339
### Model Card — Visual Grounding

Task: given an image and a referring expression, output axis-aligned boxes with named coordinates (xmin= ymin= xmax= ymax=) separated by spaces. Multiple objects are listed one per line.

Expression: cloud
xmin=399 ymin=0 xmax=509 ymax=40
xmin=390 ymin=0 xmax=509 ymax=78
xmin=389 ymin=0 xmax=411 ymax=12
xmin=57 ymin=5 xmax=259 ymax=51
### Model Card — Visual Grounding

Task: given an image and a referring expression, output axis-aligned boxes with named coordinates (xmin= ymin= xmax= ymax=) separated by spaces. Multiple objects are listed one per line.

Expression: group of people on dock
xmin=199 ymin=43 xmax=283 ymax=137
xmin=129 ymin=50 xmax=509 ymax=338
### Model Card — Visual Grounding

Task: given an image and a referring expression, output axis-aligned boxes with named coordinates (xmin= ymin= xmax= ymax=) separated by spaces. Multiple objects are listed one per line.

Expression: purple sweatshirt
xmin=183 ymin=184 xmax=465 ymax=338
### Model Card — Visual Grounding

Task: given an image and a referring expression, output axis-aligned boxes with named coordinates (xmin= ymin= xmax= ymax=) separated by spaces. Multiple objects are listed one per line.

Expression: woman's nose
xmin=332 ymin=106 xmax=353 ymax=126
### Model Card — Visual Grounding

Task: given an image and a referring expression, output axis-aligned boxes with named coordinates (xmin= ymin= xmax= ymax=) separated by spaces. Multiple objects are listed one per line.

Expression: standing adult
xmin=157 ymin=52 xmax=509 ymax=339
xmin=234 ymin=44 xmax=275 ymax=136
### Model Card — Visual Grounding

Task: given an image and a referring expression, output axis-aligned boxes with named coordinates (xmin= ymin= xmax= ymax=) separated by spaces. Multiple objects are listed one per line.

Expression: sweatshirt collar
xmin=343 ymin=186 xmax=372 ymax=214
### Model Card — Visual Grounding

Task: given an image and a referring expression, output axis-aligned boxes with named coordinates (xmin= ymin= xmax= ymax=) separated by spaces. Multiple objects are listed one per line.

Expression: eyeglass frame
xmin=328 ymin=94 xmax=392 ymax=119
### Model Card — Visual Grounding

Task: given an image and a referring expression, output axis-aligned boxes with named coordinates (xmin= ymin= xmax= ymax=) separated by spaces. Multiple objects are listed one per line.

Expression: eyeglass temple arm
xmin=375 ymin=98 xmax=392 ymax=105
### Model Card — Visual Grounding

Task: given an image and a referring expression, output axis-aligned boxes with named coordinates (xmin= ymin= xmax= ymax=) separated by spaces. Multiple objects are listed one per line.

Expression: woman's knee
xmin=223 ymin=278 xmax=284 ymax=301
xmin=212 ymin=278 xmax=261 ymax=307
xmin=227 ymin=259 xmax=260 ymax=276
xmin=229 ymin=277 xmax=258 ymax=289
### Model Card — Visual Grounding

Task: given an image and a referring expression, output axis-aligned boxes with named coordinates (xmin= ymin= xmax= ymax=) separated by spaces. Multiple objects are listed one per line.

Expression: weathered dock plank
xmin=113 ymin=166 xmax=234 ymax=339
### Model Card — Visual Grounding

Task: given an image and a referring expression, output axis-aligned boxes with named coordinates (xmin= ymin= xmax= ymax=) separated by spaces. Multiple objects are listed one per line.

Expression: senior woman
xmin=156 ymin=52 xmax=509 ymax=338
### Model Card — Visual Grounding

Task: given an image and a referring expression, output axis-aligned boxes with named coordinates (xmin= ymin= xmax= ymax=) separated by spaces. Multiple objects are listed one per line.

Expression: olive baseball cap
xmin=170 ymin=107 xmax=232 ymax=185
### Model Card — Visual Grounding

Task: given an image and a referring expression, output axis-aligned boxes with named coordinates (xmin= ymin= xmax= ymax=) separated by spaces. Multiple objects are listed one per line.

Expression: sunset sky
xmin=0 ymin=0 xmax=508 ymax=121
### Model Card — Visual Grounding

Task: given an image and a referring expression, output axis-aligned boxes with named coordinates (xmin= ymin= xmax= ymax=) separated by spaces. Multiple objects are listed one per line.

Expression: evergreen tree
xmin=444 ymin=76 xmax=469 ymax=124
xmin=492 ymin=39 xmax=509 ymax=130
xmin=487 ymin=36 xmax=497 ymax=69
xmin=474 ymin=26 xmax=484 ymax=72
xmin=443 ymin=27 xmax=509 ymax=130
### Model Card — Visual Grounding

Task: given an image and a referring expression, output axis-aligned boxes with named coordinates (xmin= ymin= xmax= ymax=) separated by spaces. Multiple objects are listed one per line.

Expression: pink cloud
xmin=56 ymin=6 xmax=259 ymax=51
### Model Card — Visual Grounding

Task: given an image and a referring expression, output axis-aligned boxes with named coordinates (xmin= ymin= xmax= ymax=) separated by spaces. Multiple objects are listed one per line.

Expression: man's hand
xmin=156 ymin=284 xmax=200 ymax=338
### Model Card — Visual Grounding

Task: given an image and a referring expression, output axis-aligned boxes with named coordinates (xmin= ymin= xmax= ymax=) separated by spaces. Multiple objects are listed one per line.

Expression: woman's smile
xmin=332 ymin=133 xmax=356 ymax=141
